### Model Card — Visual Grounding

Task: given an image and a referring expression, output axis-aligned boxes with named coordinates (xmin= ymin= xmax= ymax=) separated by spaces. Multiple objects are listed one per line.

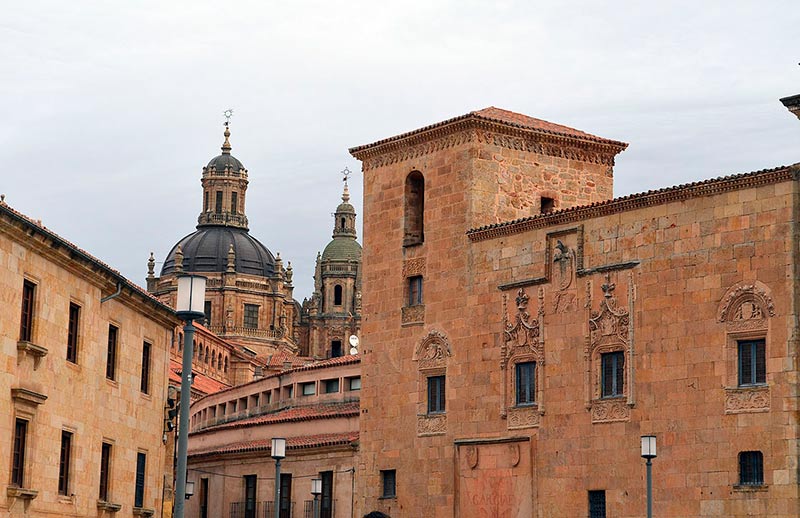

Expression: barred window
xmin=738 ymin=340 xmax=766 ymax=386
xmin=515 ymin=362 xmax=536 ymax=406
xmin=427 ymin=375 xmax=446 ymax=414
xmin=739 ymin=451 xmax=764 ymax=486
xmin=243 ymin=304 xmax=259 ymax=329
xmin=601 ymin=351 xmax=624 ymax=397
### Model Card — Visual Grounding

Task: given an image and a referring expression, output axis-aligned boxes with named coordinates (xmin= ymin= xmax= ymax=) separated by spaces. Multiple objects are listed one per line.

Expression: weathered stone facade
xmin=0 ymin=202 xmax=177 ymax=518
xmin=350 ymin=105 xmax=800 ymax=517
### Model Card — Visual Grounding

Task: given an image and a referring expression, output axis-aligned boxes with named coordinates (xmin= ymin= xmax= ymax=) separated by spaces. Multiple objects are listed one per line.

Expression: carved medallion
xmin=465 ymin=446 xmax=479 ymax=469
xmin=414 ymin=330 xmax=452 ymax=370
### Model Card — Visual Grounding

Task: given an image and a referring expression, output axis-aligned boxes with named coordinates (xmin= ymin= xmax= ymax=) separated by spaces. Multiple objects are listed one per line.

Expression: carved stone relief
xmin=501 ymin=287 xmax=544 ymax=425
xmin=586 ymin=272 xmax=636 ymax=420
xmin=725 ymin=387 xmax=770 ymax=414
xmin=414 ymin=330 xmax=452 ymax=370
xmin=402 ymin=257 xmax=426 ymax=278
xmin=718 ymin=281 xmax=775 ymax=324
xmin=417 ymin=414 xmax=446 ymax=436
xmin=401 ymin=305 xmax=425 ymax=325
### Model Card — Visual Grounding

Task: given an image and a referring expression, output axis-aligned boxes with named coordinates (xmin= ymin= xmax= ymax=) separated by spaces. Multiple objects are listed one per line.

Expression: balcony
xmin=230 ymin=501 xmax=294 ymax=518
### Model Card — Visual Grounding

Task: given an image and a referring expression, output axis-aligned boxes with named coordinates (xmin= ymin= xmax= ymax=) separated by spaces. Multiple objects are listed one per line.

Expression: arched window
xmin=211 ymin=351 xmax=216 ymax=369
xmin=193 ymin=340 xmax=197 ymax=358
xmin=340 ymin=217 xmax=346 ymax=230
xmin=178 ymin=332 xmax=183 ymax=351
xmin=204 ymin=346 xmax=210 ymax=364
xmin=218 ymin=355 xmax=223 ymax=370
xmin=404 ymin=171 xmax=424 ymax=246
xmin=224 ymin=356 xmax=229 ymax=373
xmin=334 ymin=284 xmax=343 ymax=306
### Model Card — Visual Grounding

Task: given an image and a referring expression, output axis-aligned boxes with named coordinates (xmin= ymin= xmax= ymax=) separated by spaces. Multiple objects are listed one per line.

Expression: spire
xmin=221 ymin=123 xmax=232 ymax=155
xmin=342 ymin=182 xmax=350 ymax=204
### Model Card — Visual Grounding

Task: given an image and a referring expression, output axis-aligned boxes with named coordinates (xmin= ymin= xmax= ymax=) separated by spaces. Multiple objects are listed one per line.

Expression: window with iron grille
xmin=588 ymin=490 xmax=606 ymax=518
xmin=58 ymin=430 xmax=73 ymax=495
xmin=99 ymin=442 xmax=112 ymax=501
xmin=140 ymin=342 xmax=151 ymax=394
xmin=12 ymin=418 xmax=28 ymax=487
xmin=408 ymin=276 xmax=423 ymax=306
xmin=739 ymin=451 xmax=764 ymax=485
xmin=204 ymin=300 xmax=212 ymax=327
xmin=243 ymin=304 xmax=259 ymax=329
xmin=134 ymin=452 xmax=146 ymax=507
xmin=601 ymin=351 xmax=624 ymax=397
xmin=515 ymin=361 xmax=536 ymax=406
xmin=738 ymin=340 xmax=766 ymax=386
xmin=20 ymin=280 xmax=35 ymax=342
xmin=381 ymin=469 xmax=396 ymax=498
xmin=106 ymin=325 xmax=118 ymax=380
xmin=427 ymin=375 xmax=446 ymax=414
xmin=67 ymin=302 xmax=80 ymax=363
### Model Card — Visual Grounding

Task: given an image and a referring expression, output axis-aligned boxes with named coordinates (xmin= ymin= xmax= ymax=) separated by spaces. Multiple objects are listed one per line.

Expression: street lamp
xmin=271 ymin=438 xmax=286 ymax=518
xmin=311 ymin=478 xmax=322 ymax=518
xmin=174 ymin=274 xmax=206 ymax=518
xmin=641 ymin=435 xmax=657 ymax=518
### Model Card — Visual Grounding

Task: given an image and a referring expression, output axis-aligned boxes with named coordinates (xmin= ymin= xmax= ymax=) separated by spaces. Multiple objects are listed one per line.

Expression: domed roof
xmin=161 ymin=227 xmax=275 ymax=276
xmin=206 ymin=153 xmax=245 ymax=172
xmin=321 ymin=237 xmax=362 ymax=262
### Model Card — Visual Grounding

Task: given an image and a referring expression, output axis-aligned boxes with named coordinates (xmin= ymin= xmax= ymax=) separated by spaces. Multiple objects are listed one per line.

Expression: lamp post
xmin=174 ymin=275 xmax=206 ymax=518
xmin=311 ymin=478 xmax=322 ymax=518
xmin=272 ymin=438 xmax=286 ymax=518
xmin=641 ymin=435 xmax=657 ymax=518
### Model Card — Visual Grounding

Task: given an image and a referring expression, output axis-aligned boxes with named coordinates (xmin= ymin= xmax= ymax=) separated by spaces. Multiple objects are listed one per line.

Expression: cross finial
xmin=223 ymin=108 xmax=234 ymax=125
xmin=341 ymin=166 xmax=352 ymax=186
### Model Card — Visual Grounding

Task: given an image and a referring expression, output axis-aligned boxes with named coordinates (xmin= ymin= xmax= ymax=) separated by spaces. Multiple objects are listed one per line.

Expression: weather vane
xmin=341 ymin=166 xmax=352 ymax=186
xmin=223 ymin=108 xmax=234 ymax=126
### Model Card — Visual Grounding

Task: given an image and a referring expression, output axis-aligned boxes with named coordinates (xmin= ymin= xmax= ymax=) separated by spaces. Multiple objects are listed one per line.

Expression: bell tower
xmin=198 ymin=117 xmax=249 ymax=229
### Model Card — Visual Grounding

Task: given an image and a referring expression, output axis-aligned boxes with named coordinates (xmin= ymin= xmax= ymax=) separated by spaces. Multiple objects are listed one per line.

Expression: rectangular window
xmin=106 ymin=325 xmax=118 ymax=380
xmin=324 ymin=379 xmax=340 ymax=393
xmin=243 ymin=304 xmax=259 ymax=329
xmin=11 ymin=418 xmax=28 ymax=487
xmin=279 ymin=474 xmax=292 ymax=518
xmin=244 ymin=474 xmax=257 ymax=518
xmin=381 ymin=469 xmax=396 ymax=498
xmin=99 ymin=442 xmax=112 ymax=501
xmin=140 ymin=341 xmax=151 ymax=394
xmin=408 ymin=276 xmax=423 ymax=306
xmin=204 ymin=300 xmax=212 ymax=326
xmin=739 ymin=451 xmax=764 ymax=485
xmin=302 ymin=382 xmax=316 ymax=396
xmin=199 ymin=478 xmax=209 ymax=518
xmin=215 ymin=191 xmax=223 ymax=213
xmin=515 ymin=361 xmax=536 ymax=406
xmin=588 ymin=490 xmax=606 ymax=518
xmin=204 ymin=191 xmax=209 ymax=212
xmin=67 ymin=302 xmax=80 ymax=363
xmin=427 ymin=375 xmax=446 ymax=414
xmin=20 ymin=279 xmax=35 ymax=341
xmin=601 ymin=351 xmax=624 ymax=397
xmin=320 ymin=470 xmax=333 ymax=518
xmin=58 ymin=430 xmax=73 ymax=495
xmin=231 ymin=192 xmax=238 ymax=215
xmin=134 ymin=451 xmax=146 ymax=507
xmin=348 ymin=377 xmax=361 ymax=391
xmin=738 ymin=340 xmax=766 ymax=386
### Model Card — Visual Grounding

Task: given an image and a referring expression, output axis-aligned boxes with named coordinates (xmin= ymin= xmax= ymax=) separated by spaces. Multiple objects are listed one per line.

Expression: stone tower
xmin=148 ymin=122 xmax=300 ymax=357
xmin=304 ymin=175 xmax=362 ymax=358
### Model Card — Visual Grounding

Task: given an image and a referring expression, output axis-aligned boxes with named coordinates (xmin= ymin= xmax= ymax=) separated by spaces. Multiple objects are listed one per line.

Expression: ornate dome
xmin=206 ymin=153 xmax=245 ymax=172
xmin=161 ymin=227 xmax=275 ymax=276
xmin=321 ymin=237 xmax=362 ymax=262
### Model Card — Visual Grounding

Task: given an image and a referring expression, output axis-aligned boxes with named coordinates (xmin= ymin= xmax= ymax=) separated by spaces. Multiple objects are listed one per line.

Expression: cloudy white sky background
xmin=2 ymin=1 xmax=798 ymax=299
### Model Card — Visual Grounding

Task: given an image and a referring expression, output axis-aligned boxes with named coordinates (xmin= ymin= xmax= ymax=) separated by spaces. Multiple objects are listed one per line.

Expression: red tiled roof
xmin=191 ymin=401 xmax=360 ymax=435
xmin=189 ymin=431 xmax=359 ymax=458
xmin=467 ymin=164 xmax=800 ymax=241
xmin=349 ymin=107 xmax=627 ymax=155
xmin=169 ymin=359 xmax=230 ymax=396
xmin=0 ymin=202 xmax=176 ymax=318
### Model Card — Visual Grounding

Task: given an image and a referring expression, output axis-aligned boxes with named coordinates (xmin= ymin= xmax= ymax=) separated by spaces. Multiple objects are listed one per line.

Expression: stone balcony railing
xmin=197 ymin=213 xmax=248 ymax=228
xmin=208 ymin=325 xmax=285 ymax=340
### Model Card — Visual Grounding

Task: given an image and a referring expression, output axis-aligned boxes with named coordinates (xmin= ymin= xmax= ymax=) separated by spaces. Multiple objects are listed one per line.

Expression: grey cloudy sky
xmin=2 ymin=1 xmax=798 ymax=300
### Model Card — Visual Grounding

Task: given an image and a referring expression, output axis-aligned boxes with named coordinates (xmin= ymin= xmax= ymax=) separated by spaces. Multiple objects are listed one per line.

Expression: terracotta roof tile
xmin=191 ymin=401 xmax=359 ymax=435
xmin=170 ymin=359 xmax=230 ymax=396
xmin=349 ymin=107 xmax=627 ymax=155
xmin=189 ymin=431 xmax=359 ymax=458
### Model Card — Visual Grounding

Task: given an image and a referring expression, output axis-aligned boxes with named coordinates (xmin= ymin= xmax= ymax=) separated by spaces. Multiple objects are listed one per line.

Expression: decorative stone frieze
xmin=417 ymin=414 xmax=446 ymax=436
xmin=725 ymin=386 xmax=770 ymax=414
xmin=401 ymin=305 xmax=425 ymax=326
xmin=590 ymin=398 xmax=631 ymax=423
xmin=402 ymin=257 xmax=426 ymax=278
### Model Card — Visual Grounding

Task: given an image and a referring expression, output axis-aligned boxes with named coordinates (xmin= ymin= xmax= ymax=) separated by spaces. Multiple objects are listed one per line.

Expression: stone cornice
xmin=781 ymin=93 xmax=800 ymax=120
xmin=350 ymin=116 xmax=627 ymax=171
xmin=467 ymin=164 xmax=800 ymax=242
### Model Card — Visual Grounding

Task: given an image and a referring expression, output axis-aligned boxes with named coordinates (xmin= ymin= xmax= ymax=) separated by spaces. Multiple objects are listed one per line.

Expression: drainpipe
xmin=100 ymin=282 xmax=123 ymax=303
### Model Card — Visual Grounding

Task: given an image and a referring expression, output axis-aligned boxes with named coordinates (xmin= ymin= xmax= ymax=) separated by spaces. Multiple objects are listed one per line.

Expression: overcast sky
xmin=2 ymin=1 xmax=798 ymax=299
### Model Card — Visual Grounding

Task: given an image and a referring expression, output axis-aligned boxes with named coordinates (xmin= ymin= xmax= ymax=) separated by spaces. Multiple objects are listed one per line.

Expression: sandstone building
xmin=183 ymin=356 xmax=360 ymax=518
xmin=350 ymin=104 xmax=800 ymax=517
xmin=0 ymin=201 xmax=178 ymax=518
